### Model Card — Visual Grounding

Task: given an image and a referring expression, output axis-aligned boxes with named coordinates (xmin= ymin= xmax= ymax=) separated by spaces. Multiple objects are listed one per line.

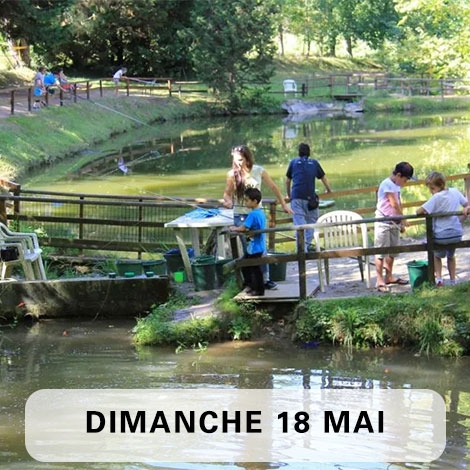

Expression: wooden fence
xmin=1 ymin=173 xmax=470 ymax=259
xmin=2 ymin=73 xmax=470 ymax=115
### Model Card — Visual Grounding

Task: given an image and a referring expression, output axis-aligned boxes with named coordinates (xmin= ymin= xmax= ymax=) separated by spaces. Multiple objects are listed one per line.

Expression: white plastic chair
xmin=0 ymin=222 xmax=47 ymax=280
xmin=283 ymin=79 xmax=297 ymax=96
xmin=313 ymin=210 xmax=370 ymax=292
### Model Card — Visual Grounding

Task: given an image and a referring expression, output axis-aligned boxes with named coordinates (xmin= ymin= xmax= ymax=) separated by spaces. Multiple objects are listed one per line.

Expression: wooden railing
xmin=229 ymin=211 xmax=470 ymax=299
xmin=3 ymin=73 xmax=470 ymax=115
xmin=1 ymin=173 xmax=470 ymax=258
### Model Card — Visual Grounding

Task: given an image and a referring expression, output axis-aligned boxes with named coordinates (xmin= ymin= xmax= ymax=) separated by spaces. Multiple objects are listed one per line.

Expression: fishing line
xmin=75 ymin=94 xmax=152 ymax=127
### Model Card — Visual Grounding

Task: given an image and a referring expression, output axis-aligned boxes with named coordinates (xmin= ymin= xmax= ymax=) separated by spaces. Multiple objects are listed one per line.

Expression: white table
xmin=164 ymin=208 xmax=234 ymax=282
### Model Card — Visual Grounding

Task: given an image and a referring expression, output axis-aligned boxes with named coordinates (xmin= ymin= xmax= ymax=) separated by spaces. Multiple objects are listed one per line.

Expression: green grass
xmin=294 ymin=282 xmax=470 ymax=356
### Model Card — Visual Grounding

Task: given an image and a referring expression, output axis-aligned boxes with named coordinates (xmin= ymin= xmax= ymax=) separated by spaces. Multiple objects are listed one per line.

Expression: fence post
xmin=425 ymin=215 xmax=435 ymax=284
xmin=168 ymin=79 xmax=172 ymax=97
xmin=99 ymin=80 xmax=103 ymax=97
xmin=297 ymin=229 xmax=307 ymax=299
xmin=268 ymin=202 xmax=277 ymax=251
xmin=79 ymin=196 xmax=84 ymax=255
xmin=10 ymin=90 xmax=14 ymax=115
xmin=28 ymin=87 xmax=32 ymax=111
xmin=138 ymin=198 xmax=143 ymax=259
xmin=86 ymin=81 xmax=90 ymax=100
xmin=126 ymin=78 xmax=130 ymax=96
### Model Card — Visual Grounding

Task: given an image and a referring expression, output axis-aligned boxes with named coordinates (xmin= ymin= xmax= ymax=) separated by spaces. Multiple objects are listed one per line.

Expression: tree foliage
xmin=0 ymin=0 xmax=469 ymax=80
xmin=188 ymin=0 xmax=278 ymax=100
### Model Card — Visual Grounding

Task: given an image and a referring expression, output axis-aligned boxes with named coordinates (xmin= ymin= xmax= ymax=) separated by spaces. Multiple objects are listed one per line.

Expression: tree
xmin=188 ymin=0 xmax=278 ymax=104
xmin=394 ymin=0 xmax=470 ymax=77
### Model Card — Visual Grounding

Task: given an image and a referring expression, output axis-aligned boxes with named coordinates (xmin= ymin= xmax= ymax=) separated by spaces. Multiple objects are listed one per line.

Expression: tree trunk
xmin=278 ymin=24 xmax=284 ymax=56
xmin=345 ymin=37 xmax=353 ymax=58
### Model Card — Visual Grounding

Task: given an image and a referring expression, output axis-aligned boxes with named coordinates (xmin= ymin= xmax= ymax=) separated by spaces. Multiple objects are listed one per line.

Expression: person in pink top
xmin=374 ymin=162 xmax=415 ymax=292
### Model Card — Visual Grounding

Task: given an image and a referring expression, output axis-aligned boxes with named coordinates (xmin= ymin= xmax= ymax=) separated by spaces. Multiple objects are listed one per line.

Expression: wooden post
xmin=79 ymin=196 xmax=84 ymax=255
xmin=126 ymin=78 xmax=130 ymax=96
xmin=168 ymin=79 xmax=172 ymax=97
xmin=59 ymin=88 xmax=64 ymax=106
xmin=297 ymin=229 xmax=307 ymax=299
xmin=268 ymin=202 xmax=276 ymax=252
xmin=86 ymin=81 xmax=90 ymax=100
xmin=99 ymin=80 xmax=103 ymax=97
xmin=465 ymin=165 xmax=470 ymax=201
xmin=28 ymin=87 xmax=32 ymax=111
xmin=230 ymin=234 xmax=243 ymax=288
xmin=425 ymin=215 xmax=435 ymax=284
xmin=138 ymin=198 xmax=143 ymax=259
xmin=10 ymin=90 xmax=14 ymax=115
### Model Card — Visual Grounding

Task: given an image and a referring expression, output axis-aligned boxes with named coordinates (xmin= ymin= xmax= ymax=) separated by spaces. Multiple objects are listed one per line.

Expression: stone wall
xmin=0 ymin=276 xmax=170 ymax=320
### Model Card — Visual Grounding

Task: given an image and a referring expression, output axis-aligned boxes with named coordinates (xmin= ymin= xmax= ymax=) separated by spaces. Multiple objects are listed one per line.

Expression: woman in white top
xmin=223 ymin=145 xmax=293 ymax=289
xmin=223 ymin=145 xmax=292 ymax=219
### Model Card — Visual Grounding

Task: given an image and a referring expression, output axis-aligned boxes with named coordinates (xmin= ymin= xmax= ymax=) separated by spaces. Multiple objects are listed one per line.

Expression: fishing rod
xmin=75 ymin=94 xmax=152 ymax=127
xmin=135 ymin=187 xmax=300 ymax=242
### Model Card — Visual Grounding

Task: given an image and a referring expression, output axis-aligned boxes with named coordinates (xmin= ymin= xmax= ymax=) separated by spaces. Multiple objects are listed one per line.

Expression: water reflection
xmin=23 ymin=111 xmax=470 ymax=198
xmin=1 ymin=319 xmax=470 ymax=469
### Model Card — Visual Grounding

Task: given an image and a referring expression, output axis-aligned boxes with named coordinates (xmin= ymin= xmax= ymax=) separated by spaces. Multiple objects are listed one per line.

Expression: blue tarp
xmin=184 ymin=208 xmax=220 ymax=219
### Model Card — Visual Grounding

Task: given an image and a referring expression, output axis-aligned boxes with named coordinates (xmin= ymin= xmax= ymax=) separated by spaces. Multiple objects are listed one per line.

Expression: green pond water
xmin=23 ymin=111 xmax=470 ymax=213
xmin=1 ymin=319 xmax=470 ymax=469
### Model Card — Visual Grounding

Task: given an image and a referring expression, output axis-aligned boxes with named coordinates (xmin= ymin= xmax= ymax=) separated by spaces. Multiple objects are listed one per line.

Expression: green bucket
xmin=267 ymin=252 xmax=287 ymax=282
xmin=191 ymin=255 xmax=216 ymax=291
xmin=116 ymin=259 xmax=143 ymax=277
xmin=215 ymin=258 xmax=233 ymax=287
xmin=142 ymin=259 xmax=167 ymax=276
xmin=164 ymin=248 xmax=194 ymax=274
xmin=406 ymin=260 xmax=429 ymax=291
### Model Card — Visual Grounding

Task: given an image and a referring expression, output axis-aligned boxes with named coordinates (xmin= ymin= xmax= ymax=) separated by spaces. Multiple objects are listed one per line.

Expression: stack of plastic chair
xmin=0 ymin=222 xmax=47 ymax=281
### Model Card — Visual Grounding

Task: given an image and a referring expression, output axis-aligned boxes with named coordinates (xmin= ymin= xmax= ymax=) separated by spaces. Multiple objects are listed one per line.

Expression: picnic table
xmin=164 ymin=208 xmax=233 ymax=282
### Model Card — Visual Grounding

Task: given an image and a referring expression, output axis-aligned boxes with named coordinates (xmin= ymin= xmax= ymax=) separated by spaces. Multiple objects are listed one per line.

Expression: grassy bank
xmin=0 ymin=95 xmax=230 ymax=180
xmin=132 ymin=280 xmax=470 ymax=357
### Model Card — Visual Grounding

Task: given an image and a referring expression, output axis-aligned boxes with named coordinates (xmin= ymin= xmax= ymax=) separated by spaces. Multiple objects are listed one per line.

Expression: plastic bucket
xmin=267 ymin=252 xmax=287 ymax=282
xmin=406 ymin=260 xmax=429 ymax=291
xmin=164 ymin=248 xmax=195 ymax=274
xmin=173 ymin=270 xmax=186 ymax=283
xmin=215 ymin=258 xmax=233 ymax=287
xmin=191 ymin=255 xmax=216 ymax=291
xmin=142 ymin=259 xmax=167 ymax=276
xmin=116 ymin=259 xmax=143 ymax=277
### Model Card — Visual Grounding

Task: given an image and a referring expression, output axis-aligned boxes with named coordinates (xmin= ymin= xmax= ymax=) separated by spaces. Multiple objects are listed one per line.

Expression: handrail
xmin=229 ymin=211 xmax=469 ymax=299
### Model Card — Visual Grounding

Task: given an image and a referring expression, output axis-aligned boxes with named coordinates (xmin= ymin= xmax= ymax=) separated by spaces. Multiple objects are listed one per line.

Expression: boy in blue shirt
xmin=230 ymin=187 xmax=266 ymax=296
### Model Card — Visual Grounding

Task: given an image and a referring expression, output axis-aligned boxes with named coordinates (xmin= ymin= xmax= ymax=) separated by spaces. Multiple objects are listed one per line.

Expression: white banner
xmin=25 ymin=388 xmax=445 ymax=463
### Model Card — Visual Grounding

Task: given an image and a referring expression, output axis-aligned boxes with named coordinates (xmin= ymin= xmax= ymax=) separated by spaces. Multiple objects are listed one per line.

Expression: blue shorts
xmin=434 ymin=236 xmax=461 ymax=259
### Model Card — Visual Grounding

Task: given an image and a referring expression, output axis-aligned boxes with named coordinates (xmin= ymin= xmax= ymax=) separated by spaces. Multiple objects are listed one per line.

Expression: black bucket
xmin=267 ymin=252 xmax=287 ymax=282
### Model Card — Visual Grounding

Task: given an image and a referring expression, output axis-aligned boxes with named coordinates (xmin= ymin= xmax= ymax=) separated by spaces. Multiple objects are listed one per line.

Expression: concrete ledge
xmin=0 ymin=276 xmax=170 ymax=320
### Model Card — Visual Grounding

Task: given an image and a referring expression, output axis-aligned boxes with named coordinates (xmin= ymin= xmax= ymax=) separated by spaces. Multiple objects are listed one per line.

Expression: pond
xmin=1 ymin=319 xmax=469 ymax=469
xmin=23 ymin=110 xmax=470 ymax=214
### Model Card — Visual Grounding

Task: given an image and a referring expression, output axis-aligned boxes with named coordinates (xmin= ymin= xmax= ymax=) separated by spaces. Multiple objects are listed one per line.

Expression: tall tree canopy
xmin=188 ymin=0 xmax=278 ymax=99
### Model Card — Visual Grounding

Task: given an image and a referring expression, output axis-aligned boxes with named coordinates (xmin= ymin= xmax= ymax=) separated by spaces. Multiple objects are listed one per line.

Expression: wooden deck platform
xmin=234 ymin=278 xmax=320 ymax=303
